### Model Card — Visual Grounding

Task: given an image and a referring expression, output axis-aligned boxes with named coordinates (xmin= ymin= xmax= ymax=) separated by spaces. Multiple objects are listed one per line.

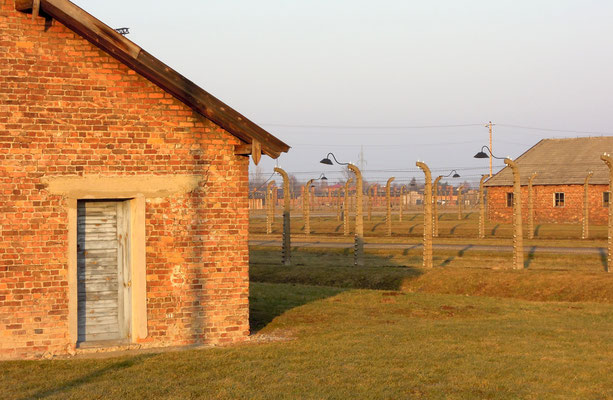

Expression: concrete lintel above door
xmin=43 ymin=174 xmax=204 ymax=199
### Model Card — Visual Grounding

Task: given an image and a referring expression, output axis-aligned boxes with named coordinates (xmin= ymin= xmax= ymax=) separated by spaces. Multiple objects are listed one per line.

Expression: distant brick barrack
xmin=485 ymin=138 xmax=613 ymax=225
xmin=0 ymin=0 xmax=288 ymax=359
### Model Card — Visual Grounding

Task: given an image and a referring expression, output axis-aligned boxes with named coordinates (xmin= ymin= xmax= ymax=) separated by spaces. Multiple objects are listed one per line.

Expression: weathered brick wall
xmin=0 ymin=0 xmax=249 ymax=359
xmin=487 ymin=184 xmax=609 ymax=224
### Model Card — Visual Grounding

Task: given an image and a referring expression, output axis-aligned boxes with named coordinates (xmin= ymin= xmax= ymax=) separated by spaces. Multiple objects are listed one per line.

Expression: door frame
xmin=67 ymin=195 xmax=147 ymax=348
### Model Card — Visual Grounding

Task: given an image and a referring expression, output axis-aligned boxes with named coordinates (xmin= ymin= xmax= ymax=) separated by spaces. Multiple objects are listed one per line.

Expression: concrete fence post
xmin=304 ymin=179 xmax=315 ymax=236
xmin=347 ymin=164 xmax=364 ymax=266
xmin=527 ymin=172 xmax=537 ymax=239
xmin=385 ymin=177 xmax=395 ymax=237
xmin=299 ymin=186 xmax=304 ymax=211
xmin=432 ymin=176 xmax=442 ymax=237
xmin=457 ymin=185 xmax=464 ymax=220
xmin=374 ymin=185 xmax=379 ymax=207
xmin=266 ymin=180 xmax=276 ymax=235
xmin=272 ymin=187 xmax=277 ymax=223
xmin=600 ymin=153 xmax=613 ymax=272
xmin=478 ymin=175 xmax=487 ymax=239
xmin=264 ymin=185 xmax=270 ymax=227
xmin=344 ymin=178 xmax=353 ymax=236
xmin=274 ymin=167 xmax=291 ymax=266
xmin=399 ymin=186 xmax=406 ymax=222
xmin=336 ymin=188 xmax=342 ymax=222
xmin=505 ymin=159 xmax=524 ymax=269
xmin=311 ymin=186 xmax=316 ymax=211
xmin=367 ymin=185 xmax=374 ymax=222
xmin=416 ymin=162 xmax=433 ymax=269
xmin=582 ymin=171 xmax=593 ymax=240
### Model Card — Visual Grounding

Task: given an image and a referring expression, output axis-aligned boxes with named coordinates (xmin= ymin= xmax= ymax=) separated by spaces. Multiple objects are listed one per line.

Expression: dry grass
xmin=402 ymin=267 xmax=613 ymax=304
xmin=251 ymin=247 xmax=613 ymax=303
xmin=5 ymin=246 xmax=613 ymax=398
xmin=250 ymin=211 xmax=609 ymax=244
xmin=5 ymin=284 xmax=613 ymax=399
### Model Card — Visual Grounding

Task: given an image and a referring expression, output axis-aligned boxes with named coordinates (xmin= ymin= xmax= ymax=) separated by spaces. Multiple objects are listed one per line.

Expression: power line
xmin=496 ymin=124 xmax=613 ymax=135
xmin=260 ymin=121 xmax=613 ymax=136
xmin=289 ymin=139 xmax=531 ymax=148
xmin=291 ymin=140 xmax=485 ymax=148
xmin=260 ymin=123 xmax=483 ymax=130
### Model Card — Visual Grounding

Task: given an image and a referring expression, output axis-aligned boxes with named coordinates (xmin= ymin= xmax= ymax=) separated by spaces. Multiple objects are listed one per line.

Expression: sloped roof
xmin=485 ymin=137 xmax=613 ymax=187
xmin=15 ymin=0 xmax=289 ymax=159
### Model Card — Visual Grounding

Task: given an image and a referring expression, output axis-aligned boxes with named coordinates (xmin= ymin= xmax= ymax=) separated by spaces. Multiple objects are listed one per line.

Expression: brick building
xmin=485 ymin=137 xmax=612 ymax=224
xmin=0 ymin=0 xmax=289 ymax=359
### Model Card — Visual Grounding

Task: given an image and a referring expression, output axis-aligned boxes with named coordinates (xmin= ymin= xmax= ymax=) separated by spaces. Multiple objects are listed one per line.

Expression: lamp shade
xmin=474 ymin=151 xmax=489 ymax=159
xmin=320 ymin=158 xmax=333 ymax=165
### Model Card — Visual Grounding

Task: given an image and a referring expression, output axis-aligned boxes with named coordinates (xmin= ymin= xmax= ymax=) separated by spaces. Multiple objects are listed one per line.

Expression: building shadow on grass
xmin=248 ymin=247 xmax=423 ymax=332
xmin=249 ymin=283 xmax=348 ymax=332
xmin=22 ymin=354 xmax=156 ymax=400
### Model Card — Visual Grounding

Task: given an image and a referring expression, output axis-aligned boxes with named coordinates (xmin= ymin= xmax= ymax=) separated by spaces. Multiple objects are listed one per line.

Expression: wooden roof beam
xmin=15 ymin=0 xmax=34 ymax=12
xmin=234 ymin=140 xmax=263 ymax=165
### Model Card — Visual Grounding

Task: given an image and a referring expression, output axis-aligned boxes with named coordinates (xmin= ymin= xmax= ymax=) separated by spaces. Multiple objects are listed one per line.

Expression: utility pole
xmin=601 ymin=153 xmax=613 ymax=272
xmin=485 ymin=121 xmax=495 ymax=177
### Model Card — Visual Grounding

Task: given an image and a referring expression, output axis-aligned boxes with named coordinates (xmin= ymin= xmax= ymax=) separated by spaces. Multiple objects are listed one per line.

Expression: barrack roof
xmin=484 ymin=137 xmax=613 ymax=187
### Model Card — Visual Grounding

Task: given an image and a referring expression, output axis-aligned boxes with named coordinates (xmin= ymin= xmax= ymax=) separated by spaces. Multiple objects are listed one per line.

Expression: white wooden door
xmin=77 ymin=200 xmax=131 ymax=343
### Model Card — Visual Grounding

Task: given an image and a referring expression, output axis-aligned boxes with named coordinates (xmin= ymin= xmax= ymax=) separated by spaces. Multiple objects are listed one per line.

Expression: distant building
xmin=485 ymin=137 xmax=613 ymax=224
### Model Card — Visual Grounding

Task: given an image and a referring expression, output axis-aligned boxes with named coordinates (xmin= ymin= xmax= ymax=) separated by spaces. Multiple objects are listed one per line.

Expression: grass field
xmin=251 ymin=247 xmax=613 ymax=302
xmin=4 ymin=247 xmax=613 ymax=398
xmin=4 ymin=282 xmax=613 ymax=398
xmin=250 ymin=210 xmax=609 ymax=243
xmin=251 ymin=245 xmax=608 ymax=276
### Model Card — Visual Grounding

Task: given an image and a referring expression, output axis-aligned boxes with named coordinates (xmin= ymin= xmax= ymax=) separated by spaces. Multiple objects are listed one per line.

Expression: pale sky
xmin=72 ymin=0 xmax=613 ymax=186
